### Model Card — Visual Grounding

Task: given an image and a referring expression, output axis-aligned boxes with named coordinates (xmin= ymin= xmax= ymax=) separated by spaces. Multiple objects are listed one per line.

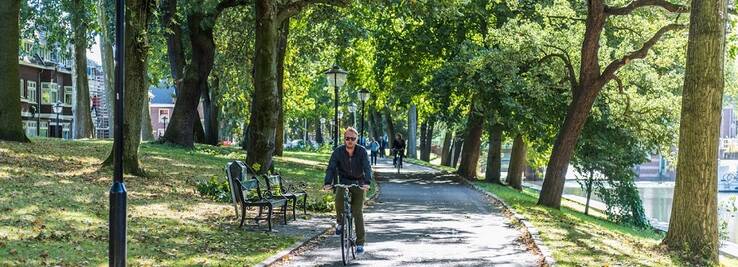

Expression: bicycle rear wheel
xmin=349 ymin=216 xmax=356 ymax=259
xmin=341 ymin=214 xmax=350 ymax=265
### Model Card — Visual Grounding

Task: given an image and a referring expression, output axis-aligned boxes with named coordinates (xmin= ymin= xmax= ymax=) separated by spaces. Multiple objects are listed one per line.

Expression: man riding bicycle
xmin=391 ymin=133 xmax=406 ymax=168
xmin=323 ymin=127 xmax=372 ymax=254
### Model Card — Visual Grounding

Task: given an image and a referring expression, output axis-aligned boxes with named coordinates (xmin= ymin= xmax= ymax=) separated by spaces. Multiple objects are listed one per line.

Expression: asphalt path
xmin=282 ymin=157 xmax=540 ymax=267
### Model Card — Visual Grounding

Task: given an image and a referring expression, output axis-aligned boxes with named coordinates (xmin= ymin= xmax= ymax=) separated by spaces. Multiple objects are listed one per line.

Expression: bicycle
xmin=392 ymin=148 xmax=404 ymax=174
xmin=332 ymin=184 xmax=361 ymax=265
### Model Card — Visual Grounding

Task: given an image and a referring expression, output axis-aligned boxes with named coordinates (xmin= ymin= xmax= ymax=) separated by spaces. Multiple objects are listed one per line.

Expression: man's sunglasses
xmin=344 ymin=137 xmax=357 ymax=141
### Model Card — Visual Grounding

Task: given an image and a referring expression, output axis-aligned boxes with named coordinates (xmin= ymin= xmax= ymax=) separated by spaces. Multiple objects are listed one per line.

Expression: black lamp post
xmin=109 ymin=0 xmax=127 ymax=265
xmin=52 ymin=101 xmax=62 ymax=138
xmin=324 ymin=65 xmax=348 ymax=149
xmin=358 ymin=88 xmax=370 ymax=144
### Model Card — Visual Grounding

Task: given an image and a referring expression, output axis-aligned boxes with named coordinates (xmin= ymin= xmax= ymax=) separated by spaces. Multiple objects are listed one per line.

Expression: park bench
xmin=225 ymin=161 xmax=288 ymax=232
xmin=262 ymin=174 xmax=308 ymax=220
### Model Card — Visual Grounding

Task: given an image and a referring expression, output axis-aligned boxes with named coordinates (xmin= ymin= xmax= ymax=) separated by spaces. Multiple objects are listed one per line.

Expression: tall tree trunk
xmin=383 ymin=106 xmax=395 ymax=141
xmin=484 ymin=125 xmax=502 ymax=184
xmin=457 ymin=109 xmax=484 ymax=179
xmin=663 ymin=0 xmax=724 ymax=263
xmin=241 ymin=123 xmax=249 ymax=150
xmin=371 ymin=108 xmax=382 ymax=141
xmin=104 ymin=0 xmax=155 ymax=176
xmin=441 ymin=130 xmax=452 ymax=166
xmin=315 ymin=118 xmax=323 ymax=144
xmin=274 ymin=18 xmax=289 ymax=156
xmin=141 ymin=97 xmax=154 ymax=141
xmin=0 ymin=0 xmax=28 ymax=142
xmin=537 ymin=0 xmax=685 ymax=208
xmin=203 ymin=77 xmax=219 ymax=145
xmin=71 ymin=0 xmax=93 ymax=139
xmin=407 ymin=104 xmax=417 ymax=158
xmin=419 ymin=118 xmax=427 ymax=159
xmin=451 ymin=129 xmax=464 ymax=168
xmin=420 ymin=116 xmax=435 ymax=161
xmin=162 ymin=11 xmax=216 ymax=148
xmin=97 ymin=0 xmax=115 ymax=136
xmin=247 ymin=0 xmax=281 ymax=173
xmin=507 ymin=134 xmax=526 ymax=190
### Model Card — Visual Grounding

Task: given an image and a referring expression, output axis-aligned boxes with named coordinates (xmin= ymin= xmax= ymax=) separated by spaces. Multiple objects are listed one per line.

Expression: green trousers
xmin=335 ymin=186 xmax=366 ymax=246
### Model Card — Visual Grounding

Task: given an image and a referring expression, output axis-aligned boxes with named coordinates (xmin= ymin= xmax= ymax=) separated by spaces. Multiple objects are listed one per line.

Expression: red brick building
xmin=19 ymin=55 xmax=74 ymax=139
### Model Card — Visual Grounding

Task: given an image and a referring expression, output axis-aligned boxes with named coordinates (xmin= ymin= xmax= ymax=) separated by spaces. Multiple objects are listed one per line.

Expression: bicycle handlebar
xmin=332 ymin=184 xmax=364 ymax=189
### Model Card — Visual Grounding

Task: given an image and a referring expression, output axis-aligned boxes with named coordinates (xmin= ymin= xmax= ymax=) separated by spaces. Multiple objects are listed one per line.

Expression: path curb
xmin=257 ymin=175 xmax=382 ymax=267
xmin=459 ymin=179 xmax=556 ymax=267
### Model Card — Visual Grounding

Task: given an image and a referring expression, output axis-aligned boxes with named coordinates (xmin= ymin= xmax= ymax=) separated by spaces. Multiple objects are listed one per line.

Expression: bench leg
xmin=267 ymin=206 xmax=273 ymax=232
xmin=283 ymin=204 xmax=288 ymax=225
xmin=292 ymin=199 xmax=297 ymax=220
xmin=239 ymin=205 xmax=246 ymax=228
xmin=256 ymin=206 xmax=263 ymax=223
xmin=303 ymin=195 xmax=308 ymax=215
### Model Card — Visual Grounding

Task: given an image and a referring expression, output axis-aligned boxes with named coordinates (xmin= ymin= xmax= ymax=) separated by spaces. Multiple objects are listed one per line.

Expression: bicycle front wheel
xmin=341 ymin=215 xmax=350 ymax=265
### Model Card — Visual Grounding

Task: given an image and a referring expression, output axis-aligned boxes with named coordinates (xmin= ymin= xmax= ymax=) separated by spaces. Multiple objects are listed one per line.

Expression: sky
xmin=86 ymin=36 xmax=102 ymax=65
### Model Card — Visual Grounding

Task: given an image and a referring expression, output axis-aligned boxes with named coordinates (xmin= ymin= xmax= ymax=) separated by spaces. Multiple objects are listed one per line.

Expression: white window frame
xmin=64 ymin=86 xmax=72 ymax=106
xmin=40 ymin=121 xmax=48 ymax=137
xmin=24 ymin=121 xmax=37 ymax=137
xmin=41 ymin=82 xmax=53 ymax=104
xmin=158 ymin=109 xmax=170 ymax=123
xmin=27 ymin=81 xmax=37 ymax=103
xmin=20 ymin=79 xmax=24 ymax=99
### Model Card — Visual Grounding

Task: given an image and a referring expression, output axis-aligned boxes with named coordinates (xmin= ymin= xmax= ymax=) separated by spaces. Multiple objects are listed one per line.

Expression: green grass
xmin=474 ymin=182 xmax=738 ymax=267
xmin=0 ymin=138 xmax=352 ymax=266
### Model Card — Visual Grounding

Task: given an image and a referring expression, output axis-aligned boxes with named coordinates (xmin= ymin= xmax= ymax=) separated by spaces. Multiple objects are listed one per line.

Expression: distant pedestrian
xmin=369 ymin=138 xmax=380 ymax=165
xmin=380 ymin=136 xmax=388 ymax=158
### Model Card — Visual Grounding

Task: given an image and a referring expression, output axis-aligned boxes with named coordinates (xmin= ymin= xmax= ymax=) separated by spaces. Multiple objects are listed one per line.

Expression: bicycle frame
xmin=333 ymin=184 xmax=360 ymax=265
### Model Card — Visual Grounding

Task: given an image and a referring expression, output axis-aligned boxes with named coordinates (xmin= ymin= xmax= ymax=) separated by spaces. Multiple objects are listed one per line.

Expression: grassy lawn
xmin=474 ymin=182 xmax=738 ymax=267
xmin=0 ymin=138 xmax=352 ymax=266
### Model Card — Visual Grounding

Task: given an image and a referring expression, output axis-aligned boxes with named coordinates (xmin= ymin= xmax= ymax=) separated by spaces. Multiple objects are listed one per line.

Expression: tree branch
xmin=214 ymin=0 xmax=252 ymax=17
xmin=539 ymin=45 xmax=578 ymax=93
xmin=600 ymin=23 xmax=685 ymax=84
xmin=276 ymin=0 xmax=350 ymax=24
xmin=605 ymin=0 xmax=689 ymax=16
xmin=546 ymin=15 xmax=586 ymax=22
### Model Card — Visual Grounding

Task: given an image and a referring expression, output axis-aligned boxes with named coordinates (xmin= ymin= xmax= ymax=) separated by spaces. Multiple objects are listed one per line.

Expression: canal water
xmin=544 ymin=181 xmax=738 ymax=243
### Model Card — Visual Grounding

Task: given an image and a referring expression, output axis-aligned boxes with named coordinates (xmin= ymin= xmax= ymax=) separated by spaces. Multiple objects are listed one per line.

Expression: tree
xmin=457 ymin=106 xmax=484 ymax=179
xmin=538 ymin=0 xmax=688 ymax=208
xmin=247 ymin=0 xmax=349 ymax=173
xmin=484 ymin=125 xmax=503 ymax=184
xmin=506 ymin=134 xmax=526 ymax=190
xmin=0 ymin=0 xmax=29 ymax=143
xmin=97 ymin=0 xmax=115 ymax=132
xmin=663 ymin=0 xmax=725 ymax=263
xmin=103 ymin=0 xmax=156 ymax=175
xmin=159 ymin=0 xmax=248 ymax=147
xmin=274 ymin=18 xmax=290 ymax=156
xmin=70 ymin=0 xmax=94 ymax=139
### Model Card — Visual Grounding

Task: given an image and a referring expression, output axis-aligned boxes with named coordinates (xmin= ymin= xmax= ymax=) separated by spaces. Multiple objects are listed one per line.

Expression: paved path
xmin=281 ymin=158 xmax=540 ymax=267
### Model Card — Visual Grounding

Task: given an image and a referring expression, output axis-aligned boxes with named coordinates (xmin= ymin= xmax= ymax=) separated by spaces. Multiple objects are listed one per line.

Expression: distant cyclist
xmin=391 ymin=133 xmax=406 ymax=167
xmin=323 ymin=127 xmax=372 ymax=254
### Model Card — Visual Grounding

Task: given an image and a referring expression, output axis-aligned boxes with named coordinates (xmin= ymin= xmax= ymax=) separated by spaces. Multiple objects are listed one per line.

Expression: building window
xmin=27 ymin=81 xmax=37 ymax=103
xmin=158 ymin=109 xmax=170 ymax=123
xmin=40 ymin=121 xmax=48 ymax=137
xmin=63 ymin=123 xmax=71 ymax=139
xmin=20 ymin=79 xmax=25 ymax=99
xmin=25 ymin=121 xmax=37 ymax=137
xmin=64 ymin=86 xmax=72 ymax=105
xmin=41 ymin=82 xmax=58 ymax=104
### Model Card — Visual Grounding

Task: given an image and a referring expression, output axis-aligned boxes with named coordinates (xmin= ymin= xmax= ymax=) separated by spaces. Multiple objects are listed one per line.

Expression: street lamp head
xmin=320 ymin=117 xmax=326 ymax=124
xmin=325 ymin=64 xmax=348 ymax=88
xmin=348 ymin=102 xmax=357 ymax=113
xmin=148 ymin=91 xmax=154 ymax=102
xmin=30 ymin=105 xmax=37 ymax=118
xmin=358 ymin=88 xmax=370 ymax=102
xmin=53 ymin=101 xmax=63 ymax=114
